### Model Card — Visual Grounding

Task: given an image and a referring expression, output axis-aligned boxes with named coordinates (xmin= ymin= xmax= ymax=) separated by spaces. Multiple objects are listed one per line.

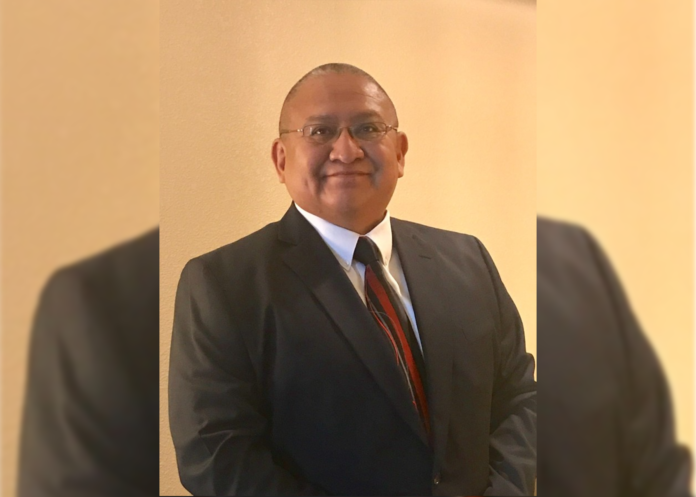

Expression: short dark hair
xmin=278 ymin=63 xmax=397 ymax=134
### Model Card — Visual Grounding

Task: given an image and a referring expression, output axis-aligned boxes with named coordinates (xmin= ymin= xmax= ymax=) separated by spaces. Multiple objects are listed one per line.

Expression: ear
xmin=271 ymin=138 xmax=287 ymax=183
xmin=395 ymin=132 xmax=408 ymax=177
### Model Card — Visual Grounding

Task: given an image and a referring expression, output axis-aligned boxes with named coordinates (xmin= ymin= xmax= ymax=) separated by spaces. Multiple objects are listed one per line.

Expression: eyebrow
xmin=304 ymin=111 xmax=383 ymax=123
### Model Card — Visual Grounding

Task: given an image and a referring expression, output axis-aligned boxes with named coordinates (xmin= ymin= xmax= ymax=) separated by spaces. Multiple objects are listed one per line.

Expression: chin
xmin=328 ymin=195 xmax=370 ymax=214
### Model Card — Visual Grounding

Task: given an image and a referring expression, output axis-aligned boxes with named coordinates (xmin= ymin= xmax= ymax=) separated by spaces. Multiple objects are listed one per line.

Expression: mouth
xmin=324 ymin=172 xmax=371 ymax=178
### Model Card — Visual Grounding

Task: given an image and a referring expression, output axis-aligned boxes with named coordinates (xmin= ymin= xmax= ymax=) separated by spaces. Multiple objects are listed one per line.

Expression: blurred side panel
xmin=17 ymin=230 xmax=159 ymax=496
xmin=1 ymin=1 xmax=159 ymax=496
xmin=538 ymin=0 xmax=693 ymax=494
xmin=538 ymin=219 xmax=691 ymax=496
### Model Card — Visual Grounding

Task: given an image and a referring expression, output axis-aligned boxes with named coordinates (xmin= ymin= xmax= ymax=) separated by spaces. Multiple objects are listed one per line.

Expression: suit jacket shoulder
xmin=391 ymin=218 xmax=514 ymax=315
xmin=391 ymin=217 xmax=480 ymax=245
xmin=391 ymin=218 xmax=496 ymax=273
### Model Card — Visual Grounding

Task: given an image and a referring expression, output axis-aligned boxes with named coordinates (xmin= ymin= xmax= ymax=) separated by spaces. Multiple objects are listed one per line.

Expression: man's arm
xmin=17 ymin=265 xmax=157 ymax=497
xmin=476 ymin=240 xmax=537 ymax=496
xmin=168 ymin=257 xmax=326 ymax=496
xmin=583 ymin=229 xmax=691 ymax=496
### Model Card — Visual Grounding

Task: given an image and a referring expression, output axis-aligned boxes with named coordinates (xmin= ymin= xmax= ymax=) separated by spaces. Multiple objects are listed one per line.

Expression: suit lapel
xmin=278 ymin=205 xmax=429 ymax=447
xmin=391 ymin=219 xmax=455 ymax=466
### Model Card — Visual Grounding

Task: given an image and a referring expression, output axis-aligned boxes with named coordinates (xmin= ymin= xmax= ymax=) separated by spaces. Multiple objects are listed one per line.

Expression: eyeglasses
xmin=279 ymin=122 xmax=398 ymax=145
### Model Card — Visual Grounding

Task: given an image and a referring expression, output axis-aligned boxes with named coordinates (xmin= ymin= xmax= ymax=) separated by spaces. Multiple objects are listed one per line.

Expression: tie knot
xmin=353 ymin=236 xmax=382 ymax=266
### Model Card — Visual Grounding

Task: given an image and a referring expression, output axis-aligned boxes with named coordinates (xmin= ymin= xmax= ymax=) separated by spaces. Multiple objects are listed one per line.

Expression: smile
xmin=325 ymin=172 xmax=370 ymax=177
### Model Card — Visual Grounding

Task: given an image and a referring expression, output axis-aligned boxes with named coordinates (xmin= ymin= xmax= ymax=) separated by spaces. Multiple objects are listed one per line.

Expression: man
xmin=537 ymin=217 xmax=691 ymax=496
xmin=17 ymin=229 xmax=159 ymax=497
xmin=169 ymin=63 xmax=536 ymax=496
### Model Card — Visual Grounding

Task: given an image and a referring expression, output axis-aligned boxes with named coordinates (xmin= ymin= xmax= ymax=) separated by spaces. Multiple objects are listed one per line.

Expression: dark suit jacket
xmin=169 ymin=205 xmax=536 ymax=496
xmin=17 ymin=229 xmax=159 ymax=497
xmin=537 ymin=218 xmax=691 ymax=497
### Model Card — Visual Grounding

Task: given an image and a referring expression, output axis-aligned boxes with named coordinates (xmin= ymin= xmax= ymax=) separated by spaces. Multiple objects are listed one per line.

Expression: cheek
xmin=286 ymin=152 xmax=325 ymax=190
xmin=373 ymin=155 xmax=400 ymax=181
xmin=372 ymin=146 xmax=400 ymax=174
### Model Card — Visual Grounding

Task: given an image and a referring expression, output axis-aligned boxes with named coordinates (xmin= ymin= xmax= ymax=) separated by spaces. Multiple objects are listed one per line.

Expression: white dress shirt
xmin=295 ymin=203 xmax=423 ymax=351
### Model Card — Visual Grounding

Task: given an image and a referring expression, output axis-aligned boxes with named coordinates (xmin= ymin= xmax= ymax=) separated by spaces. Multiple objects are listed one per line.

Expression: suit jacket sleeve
xmin=168 ymin=257 xmax=327 ymax=496
xmin=476 ymin=240 xmax=537 ymax=496
xmin=17 ymin=267 xmax=157 ymax=497
xmin=583 ymin=229 xmax=691 ymax=496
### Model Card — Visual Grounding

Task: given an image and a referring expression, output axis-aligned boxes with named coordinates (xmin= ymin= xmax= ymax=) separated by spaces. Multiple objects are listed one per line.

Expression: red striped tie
xmin=353 ymin=236 xmax=430 ymax=437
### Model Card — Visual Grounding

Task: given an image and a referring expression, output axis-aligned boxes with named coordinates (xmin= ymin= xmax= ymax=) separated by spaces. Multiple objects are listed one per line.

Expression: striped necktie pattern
xmin=353 ymin=236 xmax=430 ymax=437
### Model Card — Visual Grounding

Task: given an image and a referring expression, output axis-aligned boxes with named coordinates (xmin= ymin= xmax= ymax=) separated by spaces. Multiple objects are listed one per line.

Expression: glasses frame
xmin=279 ymin=122 xmax=399 ymax=144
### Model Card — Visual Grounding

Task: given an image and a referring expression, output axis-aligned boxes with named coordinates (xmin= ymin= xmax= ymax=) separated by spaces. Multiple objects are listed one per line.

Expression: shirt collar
xmin=294 ymin=203 xmax=393 ymax=270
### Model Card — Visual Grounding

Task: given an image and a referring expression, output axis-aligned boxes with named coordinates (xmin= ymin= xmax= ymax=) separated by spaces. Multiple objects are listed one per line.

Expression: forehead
xmin=286 ymin=73 xmax=394 ymax=123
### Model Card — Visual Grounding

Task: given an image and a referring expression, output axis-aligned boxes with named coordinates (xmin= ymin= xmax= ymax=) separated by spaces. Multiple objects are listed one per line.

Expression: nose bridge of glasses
xmin=332 ymin=126 xmax=365 ymax=156
xmin=328 ymin=126 xmax=365 ymax=162
xmin=337 ymin=125 xmax=359 ymax=142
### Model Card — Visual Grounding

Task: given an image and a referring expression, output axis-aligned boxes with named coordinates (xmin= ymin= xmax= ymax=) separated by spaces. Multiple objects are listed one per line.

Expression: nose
xmin=328 ymin=127 xmax=365 ymax=163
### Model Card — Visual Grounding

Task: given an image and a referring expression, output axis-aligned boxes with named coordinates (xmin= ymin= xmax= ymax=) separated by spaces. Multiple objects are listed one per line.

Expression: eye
xmin=356 ymin=123 xmax=380 ymax=134
xmin=308 ymin=125 xmax=335 ymax=137
xmin=353 ymin=122 xmax=386 ymax=140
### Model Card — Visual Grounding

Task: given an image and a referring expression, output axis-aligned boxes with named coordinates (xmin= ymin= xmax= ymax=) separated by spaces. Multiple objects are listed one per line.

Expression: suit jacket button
xmin=433 ymin=473 xmax=441 ymax=485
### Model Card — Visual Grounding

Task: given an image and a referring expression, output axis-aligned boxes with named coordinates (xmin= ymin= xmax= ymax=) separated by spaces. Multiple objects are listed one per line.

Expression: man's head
xmin=272 ymin=63 xmax=408 ymax=234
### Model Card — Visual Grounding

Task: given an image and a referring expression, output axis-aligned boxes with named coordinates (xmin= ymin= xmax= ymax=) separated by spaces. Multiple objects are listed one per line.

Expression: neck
xmin=296 ymin=203 xmax=386 ymax=235
xmin=333 ymin=217 xmax=383 ymax=235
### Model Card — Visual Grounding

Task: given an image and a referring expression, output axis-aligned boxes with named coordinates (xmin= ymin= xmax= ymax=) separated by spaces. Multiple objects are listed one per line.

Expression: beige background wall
xmin=1 ymin=2 xmax=159 ymax=496
xmin=160 ymin=0 xmax=535 ymax=494
xmin=538 ymin=0 xmax=694 ymax=451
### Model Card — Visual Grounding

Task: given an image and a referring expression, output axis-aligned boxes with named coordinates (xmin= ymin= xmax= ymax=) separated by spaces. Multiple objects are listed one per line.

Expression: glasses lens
xmin=352 ymin=122 xmax=387 ymax=141
xmin=303 ymin=124 xmax=337 ymax=143
xmin=301 ymin=122 xmax=389 ymax=144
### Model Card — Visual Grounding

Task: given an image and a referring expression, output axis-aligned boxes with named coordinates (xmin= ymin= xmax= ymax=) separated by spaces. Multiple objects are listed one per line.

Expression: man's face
xmin=272 ymin=73 xmax=408 ymax=232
